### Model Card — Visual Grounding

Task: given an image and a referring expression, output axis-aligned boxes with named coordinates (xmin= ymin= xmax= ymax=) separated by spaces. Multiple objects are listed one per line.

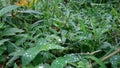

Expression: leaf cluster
xmin=0 ymin=0 xmax=120 ymax=68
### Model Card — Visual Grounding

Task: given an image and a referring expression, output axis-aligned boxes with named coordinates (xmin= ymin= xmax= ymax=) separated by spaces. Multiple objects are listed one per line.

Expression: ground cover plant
xmin=0 ymin=0 xmax=120 ymax=68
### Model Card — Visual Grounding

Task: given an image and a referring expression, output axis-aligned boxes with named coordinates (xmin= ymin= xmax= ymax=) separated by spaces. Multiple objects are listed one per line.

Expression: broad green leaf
xmin=64 ymin=54 xmax=79 ymax=63
xmin=33 ymin=51 xmax=55 ymax=65
xmin=0 ymin=5 xmax=19 ymax=17
xmin=0 ymin=39 xmax=9 ymax=46
xmin=22 ymin=44 xmax=64 ymax=66
xmin=2 ymin=28 xmax=24 ymax=36
xmin=22 ymin=47 xmax=40 ymax=66
xmin=18 ymin=10 xmax=43 ymax=15
xmin=46 ymin=35 xmax=62 ymax=43
xmin=85 ymin=56 xmax=106 ymax=68
xmin=51 ymin=54 xmax=80 ymax=68
xmin=51 ymin=57 xmax=67 ymax=68
xmin=69 ymin=20 xmax=79 ymax=31
xmin=15 ymin=37 xmax=27 ymax=46
xmin=77 ymin=61 xmax=90 ymax=68
xmin=6 ymin=56 xmax=19 ymax=67
xmin=9 ymin=48 xmax=25 ymax=56
xmin=77 ymin=58 xmax=91 ymax=68
xmin=110 ymin=55 xmax=120 ymax=68
xmin=98 ymin=42 xmax=112 ymax=50
xmin=23 ymin=64 xmax=50 ymax=68
xmin=35 ymin=63 xmax=50 ymax=68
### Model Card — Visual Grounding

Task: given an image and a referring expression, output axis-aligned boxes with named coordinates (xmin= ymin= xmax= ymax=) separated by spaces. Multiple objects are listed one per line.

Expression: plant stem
xmin=101 ymin=47 xmax=120 ymax=61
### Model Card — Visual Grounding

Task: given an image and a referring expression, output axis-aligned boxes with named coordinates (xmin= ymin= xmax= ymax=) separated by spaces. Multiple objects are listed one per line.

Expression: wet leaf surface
xmin=22 ymin=44 xmax=64 ymax=66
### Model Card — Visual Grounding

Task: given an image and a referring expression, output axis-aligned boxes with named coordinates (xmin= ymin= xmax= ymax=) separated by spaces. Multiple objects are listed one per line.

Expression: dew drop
xmin=39 ymin=66 xmax=43 ymax=68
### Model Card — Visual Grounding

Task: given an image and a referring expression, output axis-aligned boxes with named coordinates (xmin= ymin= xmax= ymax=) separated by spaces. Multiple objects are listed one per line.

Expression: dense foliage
xmin=0 ymin=0 xmax=120 ymax=68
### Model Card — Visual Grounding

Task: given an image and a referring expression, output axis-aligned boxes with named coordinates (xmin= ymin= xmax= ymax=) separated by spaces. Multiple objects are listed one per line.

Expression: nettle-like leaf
xmin=18 ymin=10 xmax=43 ymax=15
xmin=98 ymin=42 xmax=112 ymax=50
xmin=22 ymin=43 xmax=64 ymax=66
xmin=6 ymin=56 xmax=19 ymax=67
xmin=0 ymin=39 xmax=9 ymax=46
xmin=2 ymin=28 xmax=24 ymax=36
xmin=51 ymin=54 xmax=80 ymax=68
xmin=0 ymin=5 xmax=19 ymax=17
xmin=51 ymin=57 xmax=66 ymax=68
xmin=78 ymin=58 xmax=91 ymax=68
xmin=110 ymin=55 xmax=120 ymax=68
xmin=9 ymin=48 xmax=25 ymax=56
xmin=22 ymin=63 xmax=50 ymax=68
xmin=46 ymin=35 xmax=62 ymax=43
xmin=64 ymin=54 xmax=80 ymax=63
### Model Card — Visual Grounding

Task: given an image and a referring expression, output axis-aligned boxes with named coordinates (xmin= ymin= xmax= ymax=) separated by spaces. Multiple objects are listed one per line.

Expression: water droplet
xmin=39 ymin=66 xmax=43 ymax=68
xmin=58 ymin=38 xmax=61 ymax=42
xmin=114 ymin=58 xmax=117 ymax=60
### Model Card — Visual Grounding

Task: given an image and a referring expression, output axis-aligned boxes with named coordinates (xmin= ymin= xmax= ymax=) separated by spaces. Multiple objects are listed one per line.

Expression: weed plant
xmin=0 ymin=0 xmax=120 ymax=68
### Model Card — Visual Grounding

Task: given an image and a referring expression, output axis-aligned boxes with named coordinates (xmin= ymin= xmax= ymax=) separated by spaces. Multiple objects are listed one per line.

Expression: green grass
xmin=0 ymin=0 xmax=120 ymax=68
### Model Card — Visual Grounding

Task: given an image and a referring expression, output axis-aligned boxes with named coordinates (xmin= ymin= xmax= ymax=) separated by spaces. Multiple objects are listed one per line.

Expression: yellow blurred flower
xmin=15 ymin=0 xmax=28 ymax=7
xmin=15 ymin=0 xmax=38 ymax=8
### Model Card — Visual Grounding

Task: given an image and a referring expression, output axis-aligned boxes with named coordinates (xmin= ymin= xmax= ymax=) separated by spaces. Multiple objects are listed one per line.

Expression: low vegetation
xmin=0 ymin=0 xmax=120 ymax=68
